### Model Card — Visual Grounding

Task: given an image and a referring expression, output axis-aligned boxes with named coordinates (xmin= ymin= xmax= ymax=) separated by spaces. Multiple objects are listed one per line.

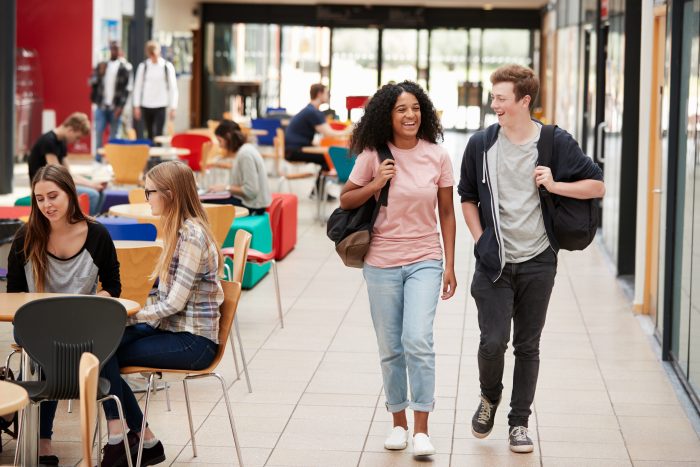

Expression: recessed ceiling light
xmin=483 ymin=4 xmax=494 ymax=11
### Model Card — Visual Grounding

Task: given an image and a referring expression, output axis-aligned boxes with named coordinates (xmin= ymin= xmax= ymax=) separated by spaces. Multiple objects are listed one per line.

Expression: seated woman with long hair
xmin=206 ymin=119 xmax=271 ymax=215
xmin=6 ymin=164 xmax=120 ymax=466
xmin=98 ymin=161 xmax=223 ymax=467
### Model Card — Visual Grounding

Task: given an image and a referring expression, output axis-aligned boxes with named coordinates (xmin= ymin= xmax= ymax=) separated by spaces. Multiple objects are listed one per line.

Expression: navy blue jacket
xmin=457 ymin=122 xmax=603 ymax=282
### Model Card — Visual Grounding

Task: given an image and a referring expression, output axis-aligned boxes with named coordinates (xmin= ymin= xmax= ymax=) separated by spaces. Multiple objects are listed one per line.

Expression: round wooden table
xmin=0 ymin=381 xmax=28 ymax=417
xmin=97 ymin=146 xmax=190 ymax=160
xmin=0 ymin=293 xmax=141 ymax=322
xmin=109 ymin=203 xmax=249 ymax=221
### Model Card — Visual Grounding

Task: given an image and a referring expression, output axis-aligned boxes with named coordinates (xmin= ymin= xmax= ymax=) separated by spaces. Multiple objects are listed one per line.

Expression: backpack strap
xmin=537 ymin=125 xmax=558 ymax=228
xmin=370 ymin=144 xmax=394 ymax=227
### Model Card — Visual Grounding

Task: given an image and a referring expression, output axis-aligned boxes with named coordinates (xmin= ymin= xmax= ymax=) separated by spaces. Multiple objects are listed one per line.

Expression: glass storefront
xmin=672 ymin=0 xmax=700 ymax=397
xmin=202 ymin=21 xmax=533 ymax=129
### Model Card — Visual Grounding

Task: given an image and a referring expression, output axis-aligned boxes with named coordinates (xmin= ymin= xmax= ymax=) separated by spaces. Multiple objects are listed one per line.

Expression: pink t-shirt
xmin=349 ymin=139 xmax=454 ymax=268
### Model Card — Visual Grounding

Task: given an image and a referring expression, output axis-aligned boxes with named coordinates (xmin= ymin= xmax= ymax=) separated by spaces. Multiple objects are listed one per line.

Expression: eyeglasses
xmin=144 ymin=189 xmax=158 ymax=201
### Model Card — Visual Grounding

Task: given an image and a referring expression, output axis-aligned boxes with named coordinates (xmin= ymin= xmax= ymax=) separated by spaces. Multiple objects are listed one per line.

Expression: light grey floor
xmin=1 ymin=131 xmax=699 ymax=466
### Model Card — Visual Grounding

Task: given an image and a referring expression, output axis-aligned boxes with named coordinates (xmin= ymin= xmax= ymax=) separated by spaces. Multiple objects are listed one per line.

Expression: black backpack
xmin=326 ymin=145 xmax=393 ymax=267
xmin=537 ymin=125 xmax=600 ymax=251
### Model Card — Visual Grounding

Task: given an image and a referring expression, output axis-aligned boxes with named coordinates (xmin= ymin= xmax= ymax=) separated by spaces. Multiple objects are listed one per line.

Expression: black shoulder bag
xmin=327 ymin=145 xmax=393 ymax=268
xmin=537 ymin=124 xmax=600 ymax=251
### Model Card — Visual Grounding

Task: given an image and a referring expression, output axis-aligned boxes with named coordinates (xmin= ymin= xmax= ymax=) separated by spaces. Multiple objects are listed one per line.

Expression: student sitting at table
xmin=6 ymin=164 xmax=120 ymax=467
xmin=99 ymin=160 xmax=223 ymax=467
xmin=205 ymin=119 xmax=271 ymax=215
xmin=27 ymin=112 xmax=107 ymax=215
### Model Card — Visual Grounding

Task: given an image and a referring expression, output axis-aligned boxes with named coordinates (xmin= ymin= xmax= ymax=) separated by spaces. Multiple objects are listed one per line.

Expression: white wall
xmin=154 ymin=0 xmax=199 ymax=33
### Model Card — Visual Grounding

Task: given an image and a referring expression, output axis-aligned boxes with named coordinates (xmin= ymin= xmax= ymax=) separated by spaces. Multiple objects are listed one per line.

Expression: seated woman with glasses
xmin=204 ymin=119 xmax=271 ymax=216
xmin=99 ymin=160 xmax=224 ymax=467
xmin=6 ymin=164 xmax=120 ymax=466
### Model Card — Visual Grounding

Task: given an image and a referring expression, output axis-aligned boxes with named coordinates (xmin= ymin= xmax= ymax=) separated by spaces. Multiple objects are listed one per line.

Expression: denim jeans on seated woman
xmin=362 ymin=259 xmax=443 ymax=413
xmin=101 ymin=323 xmax=218 ymax=432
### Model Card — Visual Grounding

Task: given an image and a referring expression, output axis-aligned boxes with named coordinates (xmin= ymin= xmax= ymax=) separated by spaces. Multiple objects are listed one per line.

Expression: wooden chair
xmin=223 ymin=230 xmax=253 ymax=393
xmin=120 ymin=280 xmax=245 ymax=467
xmin=115 ymin=243 xmax=162 ymax=307
xmin=203 ymin=204 xmax=236 ymax=247
xmin=79 ymin=352 xmax=99 ymax=467
xmin=103 ymin=144 xmax=150 ymax=186
xmin=128 ymin=188 xmax=146 ymax=204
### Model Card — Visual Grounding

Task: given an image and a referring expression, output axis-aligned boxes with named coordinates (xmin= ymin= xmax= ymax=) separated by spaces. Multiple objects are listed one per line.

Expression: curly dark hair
xmin=350 ymin=81 xmax=442 ymax=155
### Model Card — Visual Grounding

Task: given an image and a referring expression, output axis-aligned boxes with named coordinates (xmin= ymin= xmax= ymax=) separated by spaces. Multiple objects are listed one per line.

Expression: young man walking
xmin=457 ymin=64 xmax=605 ymax=453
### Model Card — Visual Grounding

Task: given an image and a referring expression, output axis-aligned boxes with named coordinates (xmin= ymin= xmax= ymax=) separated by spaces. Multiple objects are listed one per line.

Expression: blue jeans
xmin=76 ymin=185 xmax=105 ymax=216
xmin=95 ymin=107 xmax=120 ymax=154
xmin=363 ymin=259 xmax=443 ymax=413
xmin=101 ymin=324 xmax=218 ymax=432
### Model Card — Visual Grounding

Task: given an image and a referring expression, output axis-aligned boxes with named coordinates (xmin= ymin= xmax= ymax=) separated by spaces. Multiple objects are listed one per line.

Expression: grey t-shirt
xmin=229 ymin=143 xmax=272 ymax=209
xmin=496 ymin=124 xmax=550 ymax=263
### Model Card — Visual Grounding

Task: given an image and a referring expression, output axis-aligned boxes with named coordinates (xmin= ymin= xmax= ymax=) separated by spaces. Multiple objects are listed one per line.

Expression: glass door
xmin=429 ymin=29 xmax=468 ymax=130
xmin=381 ymin=29 xmax=418 ymax=85
xmin=330 ymin=28 xmax=379 ymax=121
xmin=280 ymin=26 xmax=330 ymax=114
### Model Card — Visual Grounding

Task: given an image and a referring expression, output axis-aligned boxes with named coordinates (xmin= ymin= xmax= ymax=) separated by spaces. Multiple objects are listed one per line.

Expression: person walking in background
xmin=27 ymin=112 xmax=106 ymax=215
xmin=7 ymin=164 xmax=120 ymax=466
xmin=133 ymin=40 xmax=178 ymax=141
xmin=339 ymin=81 xmax=457 ymax=457
xmin=206 ymin=119 xmax=271 ymax=215
xmin=99 ymin=161 xmax=223 ymax=467
xmin=90 ymin=40 xmax=133 ymax=154
xmin=458 ymin=64 xmax=605 ymax=453
xmin=285 ymin=83 xmax=351 ymax=198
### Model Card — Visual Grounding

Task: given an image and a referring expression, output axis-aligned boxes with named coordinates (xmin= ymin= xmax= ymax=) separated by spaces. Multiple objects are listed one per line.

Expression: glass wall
xmin=202 ymin=22 xmax=534 ymax=128
xmin=672 ymin=0 xmax=700 ymax=397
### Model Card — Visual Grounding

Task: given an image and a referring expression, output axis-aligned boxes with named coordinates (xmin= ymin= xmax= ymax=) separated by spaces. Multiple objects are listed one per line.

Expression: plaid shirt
xmin=132 ymin=219 xmax=224 ymax=343
xmin=90 ymin=58 xmax=133 ymax=109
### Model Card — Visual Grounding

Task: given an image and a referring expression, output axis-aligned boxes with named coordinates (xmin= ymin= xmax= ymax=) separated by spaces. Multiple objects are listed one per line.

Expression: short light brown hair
xmin=310 ymin=83 xmax=326 ymax=100
xmin=61 ymin=112 xmax=91 ymax=135
xmin=145 ymin=40 xmax=160 ymax=55
xmin=490 ymin=64 xmax=539 ymax=108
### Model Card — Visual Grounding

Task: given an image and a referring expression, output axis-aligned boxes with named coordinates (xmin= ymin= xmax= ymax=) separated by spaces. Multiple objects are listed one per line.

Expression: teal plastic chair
xmin=222 ymin=214 xmax=272 ymax=289
xmin=328 ymin=146 xmax=355 ymax=183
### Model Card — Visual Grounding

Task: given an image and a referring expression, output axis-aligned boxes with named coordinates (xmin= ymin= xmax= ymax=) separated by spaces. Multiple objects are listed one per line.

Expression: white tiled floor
xmin=1 ymin=132 xmax=699 ymax=466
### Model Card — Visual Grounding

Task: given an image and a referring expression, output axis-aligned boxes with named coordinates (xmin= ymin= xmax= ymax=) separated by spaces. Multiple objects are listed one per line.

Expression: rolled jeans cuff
xmin=385 ymin=400 xmax=410 ymax=413
xmin=409 ymin=399 xmax=435 ymax=413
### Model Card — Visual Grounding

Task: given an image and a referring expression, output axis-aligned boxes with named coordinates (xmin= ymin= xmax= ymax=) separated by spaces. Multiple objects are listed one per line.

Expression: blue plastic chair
xmin=251 ymin=118 xmax=282 ymax=146
xmin=328 ymin=146 xmax=356 ymax=183
xmin=102 ymin=222 xmax=157 ymax=241
xmin=108 ymin=138 xmax=153 ymax=147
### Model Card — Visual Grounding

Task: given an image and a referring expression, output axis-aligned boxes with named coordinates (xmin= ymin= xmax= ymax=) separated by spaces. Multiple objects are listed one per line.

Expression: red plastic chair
xmin=171 ymin=133 xmax=211 ymax=173
xmin=0 ymin=206 xmax=31 ymax=219
xmin=78 ymin=193 xmax=90 ymax=216
xmin=221 ymin=196 xmax=284 ymax=328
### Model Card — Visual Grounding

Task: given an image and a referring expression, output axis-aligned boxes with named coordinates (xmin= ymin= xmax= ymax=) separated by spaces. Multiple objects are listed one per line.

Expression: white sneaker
xmin=412 ymin=433 xmax=436 ymax=456
xmin=384 ymin=426 xmax=408 ymax=450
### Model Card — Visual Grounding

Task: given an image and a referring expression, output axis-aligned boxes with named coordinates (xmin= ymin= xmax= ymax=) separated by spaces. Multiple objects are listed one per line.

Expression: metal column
xmin=0 ymin=0 xmax=16 ymax=194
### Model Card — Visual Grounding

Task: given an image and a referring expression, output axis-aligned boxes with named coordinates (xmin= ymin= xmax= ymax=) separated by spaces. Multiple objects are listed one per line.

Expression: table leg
xmin=19 ymin=351 xmax=38 ymax=466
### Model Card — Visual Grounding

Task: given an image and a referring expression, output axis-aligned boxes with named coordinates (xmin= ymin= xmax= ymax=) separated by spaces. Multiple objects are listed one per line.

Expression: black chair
xmin=13 ymin=296 xmax=133 ymax=467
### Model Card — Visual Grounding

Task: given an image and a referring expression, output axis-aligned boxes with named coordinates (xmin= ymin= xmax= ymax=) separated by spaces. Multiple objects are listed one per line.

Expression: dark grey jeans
xmin=470 ymin=248 xmax=557 ymax=427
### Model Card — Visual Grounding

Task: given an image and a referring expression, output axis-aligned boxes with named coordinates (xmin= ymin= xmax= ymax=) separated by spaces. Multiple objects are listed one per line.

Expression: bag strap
xmin=370 ymin=144 xmax=394 ymax=227
xmin=537 ymin=125 xmax=557 ymax=213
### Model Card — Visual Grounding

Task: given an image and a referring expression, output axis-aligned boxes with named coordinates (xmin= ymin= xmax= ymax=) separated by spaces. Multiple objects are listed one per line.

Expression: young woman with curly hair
xmin=340 ymin=81 xmax=457 ymax=457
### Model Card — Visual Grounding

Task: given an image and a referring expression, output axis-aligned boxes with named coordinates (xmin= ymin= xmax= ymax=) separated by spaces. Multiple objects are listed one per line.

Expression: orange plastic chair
xmin=78 ymin=193 xmax=90 ymax=216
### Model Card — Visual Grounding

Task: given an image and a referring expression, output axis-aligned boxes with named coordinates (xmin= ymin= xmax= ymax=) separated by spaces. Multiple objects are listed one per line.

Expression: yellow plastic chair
xmin=115 ymin=243 xmax=162 ymax=307
xmin=79 ymin=352 xmax=99 ymax=467
xmin=103 ymin=144 xmax=150 ymax=186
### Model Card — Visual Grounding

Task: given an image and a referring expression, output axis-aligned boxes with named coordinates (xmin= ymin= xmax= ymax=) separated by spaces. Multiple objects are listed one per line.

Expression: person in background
xmin=133 ymin=40 xmax=178 ymax=141
xmin=6 ymin=164 xmax=120 ymax=466
xmin=99 ymin=161 xmax=223 ymax=467
xmin=90 ymin=40 xmax=133 ymax=154
xmin=206 ymin=119 xmax=271 ymax=216
xmin=339 ymin=81 xmax=457 ymax=457
xmin=285 ymin=83 xmax=351 ymax=197
xmin=27 ymin=112 xmax=106 ymax=215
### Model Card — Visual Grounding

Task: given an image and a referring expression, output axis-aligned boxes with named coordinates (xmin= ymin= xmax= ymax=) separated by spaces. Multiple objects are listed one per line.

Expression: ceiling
xmin=214 ymin=0 xmax=550 ymax=9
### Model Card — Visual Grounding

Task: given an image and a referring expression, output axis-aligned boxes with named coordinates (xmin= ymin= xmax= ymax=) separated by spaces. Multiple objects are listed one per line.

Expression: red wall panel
xmin=17 ymin=0 xmax=93 ymax=152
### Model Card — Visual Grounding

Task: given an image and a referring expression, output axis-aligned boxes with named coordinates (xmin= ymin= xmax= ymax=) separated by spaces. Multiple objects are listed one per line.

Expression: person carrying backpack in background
xmin=133 ymin=40 xmax=178 ymax=141
xmin=457 ymin=64 xmax=605 ymax=453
